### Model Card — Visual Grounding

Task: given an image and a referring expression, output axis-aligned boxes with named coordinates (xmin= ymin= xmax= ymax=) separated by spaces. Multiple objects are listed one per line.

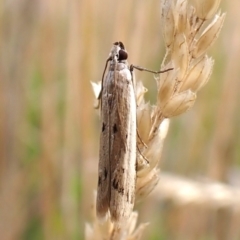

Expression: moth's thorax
xmin=109 ymin=61 xmax=128 ymax=71
xmin=108 ymin=61 xmax=132 ymax=81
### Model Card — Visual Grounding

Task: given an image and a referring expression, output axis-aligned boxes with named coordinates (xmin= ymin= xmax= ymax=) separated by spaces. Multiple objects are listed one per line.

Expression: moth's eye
xmin=118 ymin=49 xmax=128 ymax=61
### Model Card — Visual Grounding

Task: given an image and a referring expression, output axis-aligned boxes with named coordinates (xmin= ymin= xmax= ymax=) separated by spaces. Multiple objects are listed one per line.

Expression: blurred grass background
xmin=1 ymin=0 xmax=240 ymax=239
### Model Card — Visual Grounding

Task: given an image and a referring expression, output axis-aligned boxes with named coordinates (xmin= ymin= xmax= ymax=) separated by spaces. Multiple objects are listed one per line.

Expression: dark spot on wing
xmin=112 ymin=178 xmax=118 ymax=189
xmin=102 ymin=123 xmax=105 ymax=132
xmin=126 ymin=134 xmax=128 ymax=139
xmin=113 ymin=124 xmax=118 ymax=133
xmin=104 ymin=167 xmax=108 ymax=179
xmin=112 ymin=178 xmax=124 ymax=194
xmin=98 ymin=176 xmax=102 ymax=186
xmin=126 ymin=191 xmax=129 ymax=202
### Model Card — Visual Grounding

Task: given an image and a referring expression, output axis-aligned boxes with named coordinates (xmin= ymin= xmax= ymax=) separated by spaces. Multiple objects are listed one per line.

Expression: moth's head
xmin=110 ymin=41 xmax=128 ymax=62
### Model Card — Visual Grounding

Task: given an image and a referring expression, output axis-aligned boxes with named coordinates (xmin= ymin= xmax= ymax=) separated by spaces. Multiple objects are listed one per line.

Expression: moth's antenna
xmin=98 ymin=57 xmax=111 ymax=100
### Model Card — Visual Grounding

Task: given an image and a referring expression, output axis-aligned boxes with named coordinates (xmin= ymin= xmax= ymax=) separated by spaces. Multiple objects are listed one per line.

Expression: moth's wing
xmin=109 ymin=71 xmax=137 ymax=222
xmin=96 ymin=71 xmax=113 ymax=220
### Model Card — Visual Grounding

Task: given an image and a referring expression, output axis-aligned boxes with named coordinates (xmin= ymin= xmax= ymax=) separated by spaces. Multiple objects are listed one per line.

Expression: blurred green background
xmin=1 ymin=0 xmax=240 ymax=239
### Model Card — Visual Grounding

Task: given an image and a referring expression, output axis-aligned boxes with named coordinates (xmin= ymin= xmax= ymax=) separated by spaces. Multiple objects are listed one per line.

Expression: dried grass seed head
xmin=191 ymin=0 xmax=221 ymax=20
xmin=192 ymin=12 xmax=226 ymax=58
xmin=179 ymin=55 xmax=214 ymax=92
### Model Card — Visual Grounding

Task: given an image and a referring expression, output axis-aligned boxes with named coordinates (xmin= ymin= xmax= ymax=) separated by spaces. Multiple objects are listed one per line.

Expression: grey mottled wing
xmin=96 ymin=69 xmax=112 ymax=220
xmin=96 ymin=62 xmax=136 ymax=222
xmin=109 ymin=67 xmax=137 ymax=222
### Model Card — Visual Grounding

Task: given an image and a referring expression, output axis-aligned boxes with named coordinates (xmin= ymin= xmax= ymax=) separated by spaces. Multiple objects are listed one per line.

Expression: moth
xmin=96 ymin=41 xmax=173 ymax=222
xmin=96 ymin=41 xmax=136 ymax=222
